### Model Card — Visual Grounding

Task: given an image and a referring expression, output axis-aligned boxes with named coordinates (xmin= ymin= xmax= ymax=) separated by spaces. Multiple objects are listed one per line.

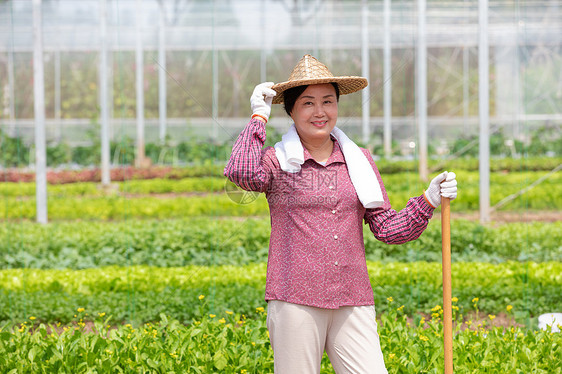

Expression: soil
xmin=435 ymin=210 xmax=562 ymax=224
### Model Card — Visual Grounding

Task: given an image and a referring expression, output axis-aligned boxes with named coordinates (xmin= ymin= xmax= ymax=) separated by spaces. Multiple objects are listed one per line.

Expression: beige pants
xmin=266 ymin=300 xmax=388 ymax=374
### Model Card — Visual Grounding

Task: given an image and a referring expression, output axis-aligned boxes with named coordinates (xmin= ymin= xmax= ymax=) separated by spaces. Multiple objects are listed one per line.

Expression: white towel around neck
xmin=274 ymin=124 xmax=384 ymax=209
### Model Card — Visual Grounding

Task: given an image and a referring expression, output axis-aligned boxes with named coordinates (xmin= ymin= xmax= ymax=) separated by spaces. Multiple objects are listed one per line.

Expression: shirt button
xmin=329 ymin=185 xmax=334 ymax=189
xmin=331 ymin=210 xmax=336 ymax=214
xmin=335 ymin=261 xmax=339 ymax=266
xmin=334 ymin=235 xmax=338 ymax=240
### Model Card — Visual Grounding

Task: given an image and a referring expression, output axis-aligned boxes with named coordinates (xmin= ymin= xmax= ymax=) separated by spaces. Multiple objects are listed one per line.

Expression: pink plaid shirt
xmin=224 ymin=119 xmax=434 ymax=309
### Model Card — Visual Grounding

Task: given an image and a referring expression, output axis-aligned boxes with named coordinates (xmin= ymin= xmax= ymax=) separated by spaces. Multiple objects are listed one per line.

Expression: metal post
xmin=100 ymin=0 xmax=111 ymax=185
xmin=7 ymin=48 xmax=16 ymax=134
xmin=361 ymin=0 xmax=370 ymax=145
xmin=463 ymin=0 xmax=469 ymax=134
xmin=383 ymin=0 xmax=392 ymax=158
xmin=417 ymin=0 xmax=428 ymax=181
xmin=108 ymin=48 xmax=114 ymax=140
xmin=479 ymin=0 xmax=490 ymax=223
xmin=463 ymin=46 xmax=469 ymax=134
xmin=158 ymin=2 xmax=167 ymax=143
xmin=54 ymin=50 xmax=61 ymax=141
xmin=260 ymin=0 xmax=266 ymax=83
xmin=33 ymin=0 xmax=47 ymax=224
xmin=212 ymin=50 xmax=218 ymax=140
xmin=212 ymin=1 xmax=218 ymax=140
xmin=135 ymin=0 xmax=145 ymax=167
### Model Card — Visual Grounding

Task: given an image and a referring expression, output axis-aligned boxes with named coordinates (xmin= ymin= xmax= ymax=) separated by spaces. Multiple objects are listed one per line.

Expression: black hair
xmin=283 ymin=83 xmax=340 ymax=116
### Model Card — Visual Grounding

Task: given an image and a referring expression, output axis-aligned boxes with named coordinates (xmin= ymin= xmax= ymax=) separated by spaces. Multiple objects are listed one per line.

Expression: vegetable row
xmin=1 ymin=261 xmax=559 ymax=325
xmin=1 ymin=305 xmax=560 ymax=373
xmin=3 ymin=157 xmax=560 ymax=184
xmin=1 ymin=218 xmax=559 ymax=269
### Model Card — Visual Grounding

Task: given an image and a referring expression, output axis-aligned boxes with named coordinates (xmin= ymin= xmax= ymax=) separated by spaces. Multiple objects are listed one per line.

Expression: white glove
xmin=250 ymin=82 xmax=277 ymax=121
xmin=424 ymin=171 xmax=457 ymax=208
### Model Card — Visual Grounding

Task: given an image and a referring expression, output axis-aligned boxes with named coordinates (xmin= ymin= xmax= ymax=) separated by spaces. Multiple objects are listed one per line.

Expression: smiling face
xmin=289 ymin=84 xmax=338 ymax=145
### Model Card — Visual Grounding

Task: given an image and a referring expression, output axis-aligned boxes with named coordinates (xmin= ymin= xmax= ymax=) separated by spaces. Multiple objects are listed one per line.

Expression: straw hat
xmin=271 ymin=54 xmax=368 ymax=104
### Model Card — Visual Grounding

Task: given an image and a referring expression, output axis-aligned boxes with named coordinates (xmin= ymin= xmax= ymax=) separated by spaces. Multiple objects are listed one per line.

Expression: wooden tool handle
xmin=441 ymin=196 xmax=453 ymax=374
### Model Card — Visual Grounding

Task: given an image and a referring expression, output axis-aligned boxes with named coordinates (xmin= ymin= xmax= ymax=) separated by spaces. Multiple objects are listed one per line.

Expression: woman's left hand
xmin=424 ymin=171 xmax=457 ymax=208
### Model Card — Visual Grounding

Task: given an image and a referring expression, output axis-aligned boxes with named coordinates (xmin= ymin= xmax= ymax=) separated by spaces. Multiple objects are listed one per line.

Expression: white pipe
xmin=100 ymin=0 xmax=110 ymax=184
xmin=7 ymin=48 xmax=15 ymax=134
xmin=260 ymin=0 xmax=266 ymax=83
xmin=54 ymin=50 xmax=61 ymax=141
xmin=135 ymin=0 xmax=145 ymax=166
xmin=158 ymin=2 xmax=167 ymax=143
xmin=383 ymin=0 xmax=392 ymax=158
xmin=33 ymin=0 xmax=47 ymax=224
xmin=479 ymin=0 xmax=490 ymax=223
xmin=361 ymin=0 xmax=370 ymax=145
xmin=417 ymin=0 xmax=428 ymax=181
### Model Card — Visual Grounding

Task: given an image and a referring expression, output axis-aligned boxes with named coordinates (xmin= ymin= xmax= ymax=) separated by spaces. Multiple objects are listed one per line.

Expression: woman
xmin=224 ymin=55 xmax=457 ymax=373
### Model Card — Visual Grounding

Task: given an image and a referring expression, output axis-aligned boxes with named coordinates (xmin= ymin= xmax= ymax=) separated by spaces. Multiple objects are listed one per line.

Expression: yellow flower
xmin=256 ymin=307 xmax=265 ymax=313
xmin=209 ymin=314 xmax=216 ymax=318
xmin=472 ymin=298 xmax=479 ymax=304
xmin=77 ymin=308 xmax=85 ymax=313
xmin=452 ymin=297 xmax=458 ymax=303
xmin=98 ymin=312 xmax=106 ymax=317
xmin=388 ymin=353 xmax=396 ymax=360
xmin=29 ymin=316 xmax=36 ymax=320
xmin=431 ymin=305 xmax=442 ymax=312
xmin=225 ymin=310 xmax=233 ymax=315
xmin=219 ymin=318 xmax=226 ymax=324
xmin=419 ymin=317 xmax=426 ymax=326
xmin=466 ymin=320 xmax=472 ymax=326
xmin=198 ymin=295 xmax=205 ymax=300
xmin=488 ymin=314 xmax=496 ymax=321
xmin=387 ymin=297 xmax=394 ymax=303
xmin=419 ymin=335 xmax=429 ymax=342
xmin=397 ymin=305 xmax=405 ymax=312
xmin=431 ymin=313 xmax=440 ymax=319
xmin=452 ymin=305 xmax=459 ymax=311
xmin=506 ymin=305 xmax=513 ymax=312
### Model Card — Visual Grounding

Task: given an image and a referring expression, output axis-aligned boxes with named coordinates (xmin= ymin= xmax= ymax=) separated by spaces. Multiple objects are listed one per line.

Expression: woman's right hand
xmin=250 ymin=82 xmax=277 ymax=122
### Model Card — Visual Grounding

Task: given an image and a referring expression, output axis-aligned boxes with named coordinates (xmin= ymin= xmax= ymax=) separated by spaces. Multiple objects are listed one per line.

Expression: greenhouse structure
xmin=1 ymin=0 xmax=561 ymax=223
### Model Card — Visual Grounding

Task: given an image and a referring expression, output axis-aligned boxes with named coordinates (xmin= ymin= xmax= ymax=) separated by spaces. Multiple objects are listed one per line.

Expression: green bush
xmin=1 ymin=123 xmax=560 ymax=168
xmin=0 ymin=129 xmax=29 ymax=167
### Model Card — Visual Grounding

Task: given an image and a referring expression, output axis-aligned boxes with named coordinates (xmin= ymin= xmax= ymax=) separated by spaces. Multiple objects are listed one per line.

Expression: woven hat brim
xmin=271 ymin=76 xmax=368 ymax=104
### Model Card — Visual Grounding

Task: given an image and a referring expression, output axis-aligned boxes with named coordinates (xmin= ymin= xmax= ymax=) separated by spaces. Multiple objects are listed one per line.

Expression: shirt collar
xmin=302 ymin=135 xmax=346 ymax=166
